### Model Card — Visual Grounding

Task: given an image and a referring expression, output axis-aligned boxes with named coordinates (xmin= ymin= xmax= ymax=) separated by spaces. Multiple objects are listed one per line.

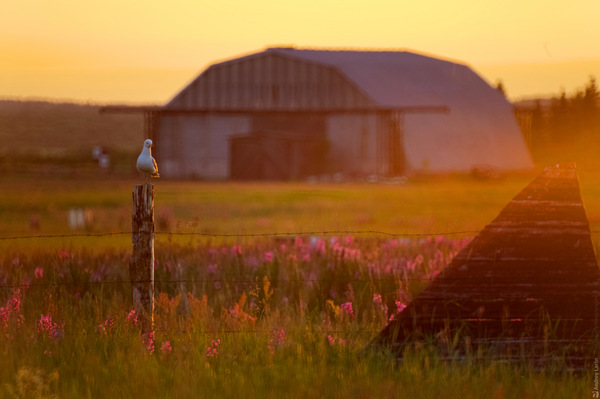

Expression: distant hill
xmin=0 ymin=99 xmax=153 ymax=175
xmin=0 ymin=99 xmax=147 ymax=157
xmin=0 ymin=100 xmax=152 ymax=173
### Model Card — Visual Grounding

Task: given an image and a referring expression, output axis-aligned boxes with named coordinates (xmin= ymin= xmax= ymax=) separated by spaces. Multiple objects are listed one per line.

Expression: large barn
xmin=150 ymin=47 xmax=533 ymax=180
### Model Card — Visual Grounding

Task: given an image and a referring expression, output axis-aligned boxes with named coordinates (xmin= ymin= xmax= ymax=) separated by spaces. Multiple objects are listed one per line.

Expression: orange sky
xmin=1 ymin=0 xmax=599 ymax=104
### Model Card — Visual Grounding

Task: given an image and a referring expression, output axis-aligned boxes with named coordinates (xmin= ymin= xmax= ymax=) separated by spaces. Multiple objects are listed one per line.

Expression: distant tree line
xmin=522 ymin=77 xmax=600 ymax=166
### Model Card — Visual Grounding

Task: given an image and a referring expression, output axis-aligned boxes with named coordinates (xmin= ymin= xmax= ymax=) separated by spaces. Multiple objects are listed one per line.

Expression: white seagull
xmin=137 ymin=139 xmax=160 ymax=181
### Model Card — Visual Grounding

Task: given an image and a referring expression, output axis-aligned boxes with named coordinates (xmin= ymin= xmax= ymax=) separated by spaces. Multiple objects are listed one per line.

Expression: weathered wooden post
xmin=131 ymin=183 xmax=155 ymax=333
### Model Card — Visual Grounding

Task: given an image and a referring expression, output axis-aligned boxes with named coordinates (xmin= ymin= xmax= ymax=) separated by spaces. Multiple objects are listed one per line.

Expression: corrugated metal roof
xmin=210 ymin=47 xmax=500 ymax=109
xmin=254 ymin=48 xmax=529 ymax=171
xmin=164 ymin=47 xmax=534 ymax=171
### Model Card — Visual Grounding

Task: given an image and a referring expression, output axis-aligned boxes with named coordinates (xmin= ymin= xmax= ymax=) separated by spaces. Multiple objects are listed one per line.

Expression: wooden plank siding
xmin=369 ymin=163 xmax=600 ymax=366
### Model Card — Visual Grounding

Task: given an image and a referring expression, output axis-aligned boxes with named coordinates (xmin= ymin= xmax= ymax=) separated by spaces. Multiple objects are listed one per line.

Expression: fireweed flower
xmin=97 ymin=315 xmax=116 ymax=335
xmin=395 ymin=301 xmax=407 ymax=313
xmin=143 ymin=332 xmax=155 ymax=354
xmin=161 ymin=341 xmax=172 ymax=355
xmin=373 ymin=293 xmax=388 ymax=317
xmin=1 ymin=290 xmax=24 ymax=336
xmin=267 ymin=329 xmax=286 ymax=354
xmin=327 ymin=335 xmax=347 ymax=346
xmin=264 ymin=251 xmax=274 ymax=263
xmin=205 ymin=339 xmax=221 ymax=358
xmin=34 ymin=267 xmax=44 ymax=279
xmin=126 ymin=309 xmax=138 ymax=326
xmin=340 ymin=302 xmax=354 ymax=319
xmin=373 ymin=294 xmax=382 ymax=304
xmin=37 ymin=314 xmax=64 ymax=343
xmin=389 ymin=300 xmax=408 ymax=321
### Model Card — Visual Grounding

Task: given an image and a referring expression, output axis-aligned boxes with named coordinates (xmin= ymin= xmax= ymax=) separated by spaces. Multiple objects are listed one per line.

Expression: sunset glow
xmin=2 ymin=0 xmax=599 ymax=103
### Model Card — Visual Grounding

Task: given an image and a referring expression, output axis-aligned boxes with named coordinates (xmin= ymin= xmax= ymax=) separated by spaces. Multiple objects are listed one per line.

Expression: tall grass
xmin=0 ymin=171 xmax=598 ymax=397
xmin=0 ymin=236 xmax=593 ymax=398
xmin=0 ymin=173 xmax=537 ymax=249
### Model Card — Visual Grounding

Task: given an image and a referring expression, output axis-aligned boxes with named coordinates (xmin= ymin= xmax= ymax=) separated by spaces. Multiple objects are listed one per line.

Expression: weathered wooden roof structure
xmin=370 ymin=163 xmax=599 ymax=366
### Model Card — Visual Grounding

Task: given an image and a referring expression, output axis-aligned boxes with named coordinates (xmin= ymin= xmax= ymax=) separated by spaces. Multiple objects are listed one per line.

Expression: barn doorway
xmin=388 ymin=112 xmax=406 ymax=176
xmin=229 ymin=131 xmax=318 ymax=180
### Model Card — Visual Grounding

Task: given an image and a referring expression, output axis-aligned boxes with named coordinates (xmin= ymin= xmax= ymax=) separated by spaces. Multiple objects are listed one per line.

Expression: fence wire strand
xmin=0 ymin=229 xmax=481 ymax=241
xmin=3 ymin=228 xmax=600 ymax=241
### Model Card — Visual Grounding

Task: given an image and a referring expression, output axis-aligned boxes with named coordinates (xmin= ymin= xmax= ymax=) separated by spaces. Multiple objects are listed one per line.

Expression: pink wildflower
xmin=0 ymin=290 xmax=23 ymax=335
xmin=302 ymin=252 xmax=311 ymax=263
xmin=37 ymin=314 xmax=64 ymax=343
xmin=340 ymin=302 xmax=354 ymax=319
xmin=205 ymin=338 xmax=221 ymax=358
xmin=373 ymin=293 xmax=383 ymax=304
xmin=161 ymin=341 xmax=172 ymax=354
xmin=126 ymin=309 xmax=138 ymax=326
xmin=293 ymin=236 xmax=304 ymax=247
xmin=231 ymin=245 xmax=242 ymax=256
xmin=327 ymin=335 xmax=347 ymax=346
xmin=11 ymin=257 xmax=19 ymax=266
xmin=314 ymin=239 xmax=326 ymax=255
xmin=143 ymin=331 xmax=155 ymax=354
xmin=264 ymin=251 xmax=274 ymax=263
xmin=428 ymin=270 xmax=440 ymax=279
xmin=267 ymin=328 xmax=286 ymax=354
xmin=98 ymin=315 xmax=116 ymax=335
xmin=389 ymin=301 xmax=407 ymax=321
xmin=34 ymin=267 xmax=44 ymax=279
xmin=373 ymin=293 xmax=388 ymax=318
xmin=395 ymin=301 xmax=407 ymax=313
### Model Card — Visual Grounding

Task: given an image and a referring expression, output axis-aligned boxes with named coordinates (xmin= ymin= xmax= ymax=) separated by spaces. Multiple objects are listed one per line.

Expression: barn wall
xmin=230 ymin=133 xmax=317 ymax=181
xmin=159 ymin=48 xmax=533 ymax=179
xmin=168 ymin=53 xmax=374 ymax=110
xmin=252 ymin=113 xmax=326 ymax=137
xmin=403 ymin=103 xmax=531 ymax=172
xmin=326 ymin=114 xmax=382 ymax=176
xmin=157 ymin=114 xmax=250 ymax=178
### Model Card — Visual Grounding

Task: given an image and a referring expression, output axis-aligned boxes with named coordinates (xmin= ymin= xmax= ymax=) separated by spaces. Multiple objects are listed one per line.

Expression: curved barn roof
xmin=264 ymin=47 xmax=476 ymax=108
xmin=165 ymin=47 xmax=534 ymax=172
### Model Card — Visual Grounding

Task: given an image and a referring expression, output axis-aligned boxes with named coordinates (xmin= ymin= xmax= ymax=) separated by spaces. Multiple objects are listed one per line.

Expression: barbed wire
xmin=2 ymin=228 xmax=600 ymax=241
xmin=0 ymin=277 xmax=447 ymax=290
xmin=0 ymin=229 xmax=478 ymax=241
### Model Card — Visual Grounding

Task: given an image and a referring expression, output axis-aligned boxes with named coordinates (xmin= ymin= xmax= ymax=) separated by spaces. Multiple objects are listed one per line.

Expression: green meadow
xmin=0 ymin=168 xmax=598 ymax=398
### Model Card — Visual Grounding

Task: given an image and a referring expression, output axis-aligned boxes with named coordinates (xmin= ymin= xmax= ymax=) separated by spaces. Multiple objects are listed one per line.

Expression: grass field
xmin=1 ymin=170 xmax=598 ymax=398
